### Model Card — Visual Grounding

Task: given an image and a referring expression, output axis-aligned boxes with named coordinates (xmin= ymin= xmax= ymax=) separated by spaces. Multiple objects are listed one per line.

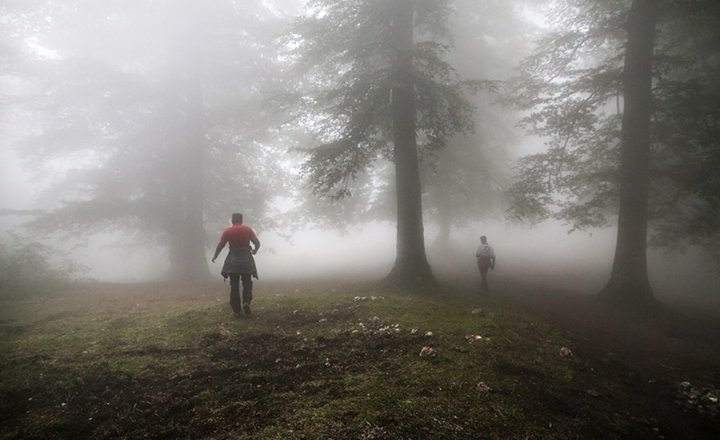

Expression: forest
xmin=1 ymin=0 xmax=719 ymax=438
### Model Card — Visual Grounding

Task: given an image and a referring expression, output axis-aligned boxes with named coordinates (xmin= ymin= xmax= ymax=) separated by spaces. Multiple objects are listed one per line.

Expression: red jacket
xmin=219 ymin=224 xmax=259 ymax=249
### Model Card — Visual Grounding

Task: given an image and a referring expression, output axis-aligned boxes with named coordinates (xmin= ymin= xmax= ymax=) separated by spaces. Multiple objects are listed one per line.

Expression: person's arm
xmin=490 ymin=247 xmax=496 ymax=269
xmin=212 ymin=231 xmax=228 ymax=262
xmin=250 ymin=231 xmax=260 ymax=255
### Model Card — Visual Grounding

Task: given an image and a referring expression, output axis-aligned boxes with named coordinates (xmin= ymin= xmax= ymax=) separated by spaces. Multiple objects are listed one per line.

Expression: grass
xmin=0 ymin=280 xmax=718 ymax=439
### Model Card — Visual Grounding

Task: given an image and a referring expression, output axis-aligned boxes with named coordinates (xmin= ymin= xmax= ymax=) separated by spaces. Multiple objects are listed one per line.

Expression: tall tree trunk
xmin=432 ymin=169 xmax=453 ymax=249
xmin=435 ymin=212 xmax=452 ymax=246
xmin=167 ymin=45 xmax=211 ymax=282
xmin=386 ymin=0 xmax=435 ymax=286
xmin=600 ymin=0 xmax=658 ymax=305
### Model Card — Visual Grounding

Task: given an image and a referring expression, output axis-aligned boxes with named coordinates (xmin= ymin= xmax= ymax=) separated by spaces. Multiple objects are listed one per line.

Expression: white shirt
xmin=476 ymin=244 xmax=495 ymax=258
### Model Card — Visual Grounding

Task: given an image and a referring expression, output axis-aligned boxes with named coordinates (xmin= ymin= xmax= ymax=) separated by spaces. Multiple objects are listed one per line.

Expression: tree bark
xmin=435 ymin=212 xmax=452 ymax=246
xmin=167 ymin=46 xmax=211 ymax=282
xmin=431 ymin=162 xmax=453 ymax=248
xmin=600 ymin=0 xmax=658 ymax=306
xmin=385 ymin=0 xmax=435 ymax=286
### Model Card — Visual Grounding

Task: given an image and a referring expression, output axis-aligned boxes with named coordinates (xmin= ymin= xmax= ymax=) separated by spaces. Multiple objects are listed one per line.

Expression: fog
xmin=35 ymin=219 xmax=720 ymax=306
xmin=1 ymin=0 xmax=718 ymax=309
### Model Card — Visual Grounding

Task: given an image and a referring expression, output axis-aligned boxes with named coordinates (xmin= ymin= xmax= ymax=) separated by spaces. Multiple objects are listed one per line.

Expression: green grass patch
xmin=0 ymin=282 xmax=717 ymax=439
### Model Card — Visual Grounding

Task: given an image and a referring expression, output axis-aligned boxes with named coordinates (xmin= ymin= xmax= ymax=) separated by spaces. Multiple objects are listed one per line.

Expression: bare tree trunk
xmin=600 ymin=0 xmax=658 ymax=306
xmin=431 ymin=164 xmax=453 ymax=249
xmin=435 ymin=212 xmax=452 ymax=246
xmin=385 ymin=0 xmax=435 ymax=286
xmin=167 ymin=47 xmax=211 ymax=282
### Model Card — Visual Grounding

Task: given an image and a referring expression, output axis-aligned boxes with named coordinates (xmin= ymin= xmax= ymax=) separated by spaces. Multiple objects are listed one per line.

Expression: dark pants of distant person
xmin=477 ymin=259 xmax=491 ymax=293
xmin=229 ymin=273 xmax=253 ymax=314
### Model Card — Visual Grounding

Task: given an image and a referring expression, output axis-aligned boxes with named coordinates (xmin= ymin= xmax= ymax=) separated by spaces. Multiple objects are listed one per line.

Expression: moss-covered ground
xmin=1 ymin=280 xmax=718 ymax=439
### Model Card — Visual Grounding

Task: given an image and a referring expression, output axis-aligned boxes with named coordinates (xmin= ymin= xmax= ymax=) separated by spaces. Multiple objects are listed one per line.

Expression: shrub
xmin=0 ymin=234 xmax=80 ymax=297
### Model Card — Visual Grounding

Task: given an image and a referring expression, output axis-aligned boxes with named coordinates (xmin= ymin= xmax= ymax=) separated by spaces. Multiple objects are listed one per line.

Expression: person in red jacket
xmin=212 ymin=213 xmax=260 ymax=316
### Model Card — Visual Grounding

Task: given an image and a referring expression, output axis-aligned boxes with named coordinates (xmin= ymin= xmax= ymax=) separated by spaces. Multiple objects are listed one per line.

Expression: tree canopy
xmin=287 ymin=0 xmax=474 ymax=198
xmin=286 ymin=0 xmax=526 ymax=245
xmin=3 ymin=0 xmax=295 ymax=279
xmin=506 ymin=0 xmax=720 ymax=263
xmin=285 ymin=0 xmax=483 ymax=284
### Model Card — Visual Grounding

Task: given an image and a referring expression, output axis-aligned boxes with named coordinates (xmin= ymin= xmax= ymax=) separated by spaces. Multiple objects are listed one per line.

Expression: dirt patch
xmin=3 ymin=327 xmax=427 ymax=439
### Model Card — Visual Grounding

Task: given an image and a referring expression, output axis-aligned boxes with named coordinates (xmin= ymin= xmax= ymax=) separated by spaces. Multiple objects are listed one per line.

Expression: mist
xmin=1 ymin=0 xmax=718 ymax=310
xmin=3 ymin=2 xmax=720 ymax=438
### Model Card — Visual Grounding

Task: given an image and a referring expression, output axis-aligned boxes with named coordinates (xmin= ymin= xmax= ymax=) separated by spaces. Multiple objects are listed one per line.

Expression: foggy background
xmin=1 ymin=0 xmax=718 ymax=306
xmin=3 ymin=142 xmax=716 ymax=306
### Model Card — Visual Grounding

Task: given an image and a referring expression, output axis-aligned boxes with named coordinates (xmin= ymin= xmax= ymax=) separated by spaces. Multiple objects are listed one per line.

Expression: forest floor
xmin=1 ymin=277 xmax=719 ymax=439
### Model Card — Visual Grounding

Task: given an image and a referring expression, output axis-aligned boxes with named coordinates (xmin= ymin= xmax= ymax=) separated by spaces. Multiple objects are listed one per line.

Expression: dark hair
xmin=231 ymin=213 xmax=243 ymax=224
xmin=480 ymin=235 xmax=487 ymax=243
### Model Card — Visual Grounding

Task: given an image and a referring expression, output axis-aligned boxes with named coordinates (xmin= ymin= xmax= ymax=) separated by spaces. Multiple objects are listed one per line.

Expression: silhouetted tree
xmin=507 ymin=0 xmax=720 ymax=305
xmin=287 ymin=0 xmax=476 ymax=286
xmin=424 ymin=0 xmax=531 ymax=246
xmin=386 ymin=0 xmax=433 ymax=283
xmin=288 ymin=1 xmax=526 ymax=249
xmin=3 ymin=0 xmax=293 ymax=280
xmin=601 ymin=0 xmax=658 ymax=304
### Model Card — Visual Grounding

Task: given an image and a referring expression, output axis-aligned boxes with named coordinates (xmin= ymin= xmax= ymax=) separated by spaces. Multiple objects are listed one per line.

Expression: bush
xmin=0 ymin=235 xmax=79 ymax=297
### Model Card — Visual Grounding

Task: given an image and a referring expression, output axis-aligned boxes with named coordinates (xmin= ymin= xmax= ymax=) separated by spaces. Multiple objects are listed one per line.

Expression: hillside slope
xmin=1 ymin=281 xmax=718 ymax=439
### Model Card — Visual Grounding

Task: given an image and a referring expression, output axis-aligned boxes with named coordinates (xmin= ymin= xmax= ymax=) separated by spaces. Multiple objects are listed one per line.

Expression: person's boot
xmin=243 ymin=303 xmax=252 ymax=315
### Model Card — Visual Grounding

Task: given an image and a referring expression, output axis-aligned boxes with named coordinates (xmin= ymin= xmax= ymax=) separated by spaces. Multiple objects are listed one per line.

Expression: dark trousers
xmin=478 ymin=265 xmax=490 ymax=293
xmin=229 ymin=273 xmax=253 ymax=314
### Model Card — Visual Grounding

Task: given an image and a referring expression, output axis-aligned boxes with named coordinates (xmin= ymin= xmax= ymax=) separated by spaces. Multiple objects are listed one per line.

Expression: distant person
xmin=212 ymin=213 xmax=260 ymax=316
xmin=475 ymin=235 xmax=496 ymax=293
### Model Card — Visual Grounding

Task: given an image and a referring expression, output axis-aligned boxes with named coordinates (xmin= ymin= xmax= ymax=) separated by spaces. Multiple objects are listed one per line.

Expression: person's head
xmin=480 ymin=235 xmax=488 ymax=244
xmin=231 ymin=213 xmax=243 ymax=224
